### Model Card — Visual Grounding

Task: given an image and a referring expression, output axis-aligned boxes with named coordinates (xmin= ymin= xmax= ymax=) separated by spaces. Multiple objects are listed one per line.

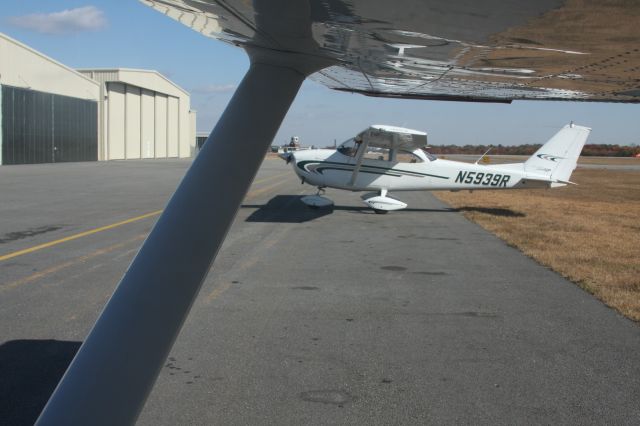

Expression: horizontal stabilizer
xmin=516 ymin=176 xmax=578 ymax=189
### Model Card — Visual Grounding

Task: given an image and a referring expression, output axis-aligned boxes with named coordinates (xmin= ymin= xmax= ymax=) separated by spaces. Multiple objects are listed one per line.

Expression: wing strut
xmin=348 ymin=130 xmax=370 ymax=186
xmin=37 ymin=58 xmax=310 ymax=425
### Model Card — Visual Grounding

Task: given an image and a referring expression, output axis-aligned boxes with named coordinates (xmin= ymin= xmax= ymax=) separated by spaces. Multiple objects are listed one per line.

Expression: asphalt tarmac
xmin=0 ymin=159 xmax=639 ymax=425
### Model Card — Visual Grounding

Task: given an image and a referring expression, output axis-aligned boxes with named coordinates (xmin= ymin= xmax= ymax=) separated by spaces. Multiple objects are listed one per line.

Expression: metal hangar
xmin=0 ymin=33 xmax=100 ymax=165
xmin=79 ymin=69 xmax=196 ymax=161
xmin=0 ymin=32 xmax=196 ymax=165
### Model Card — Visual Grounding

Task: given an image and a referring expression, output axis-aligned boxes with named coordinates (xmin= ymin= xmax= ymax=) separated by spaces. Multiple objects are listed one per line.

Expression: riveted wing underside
xmin=141 ymin=0 xmax=640 ymax=103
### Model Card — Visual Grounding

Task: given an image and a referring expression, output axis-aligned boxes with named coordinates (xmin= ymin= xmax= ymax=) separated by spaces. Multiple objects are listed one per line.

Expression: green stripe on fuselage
xmin=297 ymin=160 xmax=449 ymax=180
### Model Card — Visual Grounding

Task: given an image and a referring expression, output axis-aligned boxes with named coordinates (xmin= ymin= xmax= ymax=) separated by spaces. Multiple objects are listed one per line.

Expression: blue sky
xmin=1 ymin=1 xmax=638 ymax=147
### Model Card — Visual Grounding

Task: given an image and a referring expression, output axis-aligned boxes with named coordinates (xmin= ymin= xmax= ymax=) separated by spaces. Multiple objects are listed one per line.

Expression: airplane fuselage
xmin=290 ymin=148 xmax=550 ymax=192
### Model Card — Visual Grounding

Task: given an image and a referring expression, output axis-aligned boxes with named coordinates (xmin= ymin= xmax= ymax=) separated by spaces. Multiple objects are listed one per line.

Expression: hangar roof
xmin=0 ymin=32 xmax=100 ymax=101
xmin=78 ymin=68 xmax=189 ymax=100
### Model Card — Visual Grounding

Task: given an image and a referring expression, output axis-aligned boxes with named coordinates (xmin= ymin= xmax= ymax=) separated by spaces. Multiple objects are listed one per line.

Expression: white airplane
xmin=282 ymin=123 xmax=591 ymax=213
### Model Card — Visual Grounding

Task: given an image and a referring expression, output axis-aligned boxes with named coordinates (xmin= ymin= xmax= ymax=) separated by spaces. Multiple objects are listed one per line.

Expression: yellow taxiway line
xmin=0 ymin=172 xmax=291 ymax=262
xmin=0 ymin=234 xmax=147 ymax=293
xmin=0 ymin=211 xmax=162 ymax=262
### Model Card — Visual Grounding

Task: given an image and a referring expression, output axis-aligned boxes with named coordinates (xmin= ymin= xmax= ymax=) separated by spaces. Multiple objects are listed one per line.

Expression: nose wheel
xmin=301 ymin=187 xmax=333 ymax=209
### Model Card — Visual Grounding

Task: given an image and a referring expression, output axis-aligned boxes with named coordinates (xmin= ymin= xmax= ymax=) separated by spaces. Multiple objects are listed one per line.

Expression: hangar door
xmin=1 ymin=85 xmax=98 ymax=165
xmin=106 ymin=83 xmax=180 ymax=160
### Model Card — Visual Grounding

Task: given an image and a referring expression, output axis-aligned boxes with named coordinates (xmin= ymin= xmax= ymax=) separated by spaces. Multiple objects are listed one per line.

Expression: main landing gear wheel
xmin=361 ymin=190 xmax=407 ymax=213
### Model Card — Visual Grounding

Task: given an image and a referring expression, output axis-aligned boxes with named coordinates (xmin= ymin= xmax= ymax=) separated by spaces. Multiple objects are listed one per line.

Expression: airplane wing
xmin=141 ymin=0 xmax=640 ymax=103
xmin=357 ymin=125 xmax=427 ymax=151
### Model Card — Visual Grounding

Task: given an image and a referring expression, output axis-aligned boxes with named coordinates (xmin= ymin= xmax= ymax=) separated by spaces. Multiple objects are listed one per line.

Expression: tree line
xmin=427 ymin=144 xmax=640 ymax=157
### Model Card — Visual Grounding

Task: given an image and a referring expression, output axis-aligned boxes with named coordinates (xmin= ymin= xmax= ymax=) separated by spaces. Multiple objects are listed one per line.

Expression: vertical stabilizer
xmin=524 ymin=123 xmax=591 ymax=182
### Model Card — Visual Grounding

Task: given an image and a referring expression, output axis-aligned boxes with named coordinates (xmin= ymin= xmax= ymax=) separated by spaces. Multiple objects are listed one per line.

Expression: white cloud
xmin=9 ymin=6 xmax=107 ymax=35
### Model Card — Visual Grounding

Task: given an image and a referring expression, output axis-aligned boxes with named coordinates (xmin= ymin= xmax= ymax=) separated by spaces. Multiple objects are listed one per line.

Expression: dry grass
xmin=443 ymin=155 xmax=640 ymax=166
xmin=434 ymin=169 xmax=640 ymax=321
xmin=578 ymin=157 xmax=640 ymax=166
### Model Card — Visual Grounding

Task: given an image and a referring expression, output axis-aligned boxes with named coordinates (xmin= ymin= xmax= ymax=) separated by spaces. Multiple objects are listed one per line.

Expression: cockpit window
xmin=337 ymin=137 xmax=359 ymax=157
xmin=366 ymin=149 xmax=424 ymax=163
xmin=337 ymin=139 xmax=432 ymax=163
xmin=357 ymin=146 xmax=427 ymax=163
xmin=396 ymin=150 xmax=425 ymax=163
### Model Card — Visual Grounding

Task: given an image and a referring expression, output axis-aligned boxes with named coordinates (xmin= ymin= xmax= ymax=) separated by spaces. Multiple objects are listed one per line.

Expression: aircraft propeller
xmin=278 ymin=152 xmax=293 ymax=164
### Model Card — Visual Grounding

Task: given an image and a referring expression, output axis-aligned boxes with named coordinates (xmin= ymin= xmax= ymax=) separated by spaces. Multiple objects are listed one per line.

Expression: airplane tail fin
xmin=524 ymin=123 xmax=591 ymax=184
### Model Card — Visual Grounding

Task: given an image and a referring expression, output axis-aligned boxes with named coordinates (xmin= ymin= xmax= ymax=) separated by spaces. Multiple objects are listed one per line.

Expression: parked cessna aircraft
xmin=281 ymin=123 xmax=590 ymax=213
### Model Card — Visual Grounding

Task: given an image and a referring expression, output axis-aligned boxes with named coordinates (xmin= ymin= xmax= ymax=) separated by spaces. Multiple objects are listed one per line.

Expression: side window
xmin=364 ymin=148 xmax=389 ymax=161
xmin=397 ymin=150 xmax=424 ymax=163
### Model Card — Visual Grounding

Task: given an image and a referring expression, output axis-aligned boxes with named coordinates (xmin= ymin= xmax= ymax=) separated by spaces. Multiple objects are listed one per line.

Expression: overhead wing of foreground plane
xmin=141 ymin=0 xmax=640 ymax=103
xmin=37 ymin=1 xmax=639 ymax=425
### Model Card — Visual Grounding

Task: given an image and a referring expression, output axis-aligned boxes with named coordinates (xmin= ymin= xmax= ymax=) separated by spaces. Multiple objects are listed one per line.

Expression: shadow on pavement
xmin=0 ymin=339 xmax=80 ymax=426
xmin=243 ymin=195 xmax=334 ymax=223
xmin=242 ymin=195 xmax=460 ymax=223
xmin=454 ymin=206 xmax=526 ymax=217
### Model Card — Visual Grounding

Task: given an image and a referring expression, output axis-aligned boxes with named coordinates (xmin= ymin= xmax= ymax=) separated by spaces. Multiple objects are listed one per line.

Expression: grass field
xmin=578 ymin=157 xmax=640 ymax=166
xmin=440 ymin=155 xmax=640 ymax=166
xmin=435 ymin=169 xmax=640 ymax=322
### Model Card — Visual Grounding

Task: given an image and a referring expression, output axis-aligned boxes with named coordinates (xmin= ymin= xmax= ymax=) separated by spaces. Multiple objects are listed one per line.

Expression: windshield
xmin=337 ymin=137 xmax=359 ymax=157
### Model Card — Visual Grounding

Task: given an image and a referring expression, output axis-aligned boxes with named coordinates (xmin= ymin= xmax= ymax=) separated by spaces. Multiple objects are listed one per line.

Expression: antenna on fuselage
xmin=475 ymin=146 xmax=493 ymax=165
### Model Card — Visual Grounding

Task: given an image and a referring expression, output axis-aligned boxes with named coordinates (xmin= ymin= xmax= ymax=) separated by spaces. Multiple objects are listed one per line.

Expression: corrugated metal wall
xmin=154 ymin=94 xmax=168 ymax=158
xmin=125 ymin=85 xmax=141 ymax=159
xmin=141 ymin=89 xmax=155 ymax=158
xmin=107 ymin=83 xmax=125 ymax=160
xmin=1 ymin=85 xmax=97 ymax=165
xmin=167 ymin=96 xmax=179 ymax=157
